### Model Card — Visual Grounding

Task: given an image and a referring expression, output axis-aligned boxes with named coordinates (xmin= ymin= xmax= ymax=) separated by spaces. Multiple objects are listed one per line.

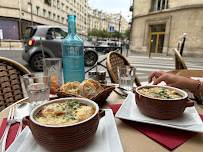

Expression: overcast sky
xmin=88 ymin=0 xmax=133 ymax=22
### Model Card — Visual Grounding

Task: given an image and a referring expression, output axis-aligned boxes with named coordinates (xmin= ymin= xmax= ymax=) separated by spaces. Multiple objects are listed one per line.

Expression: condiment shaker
xmin=97 ymin=71 xmax=107 ymax=84
xmin=88 ymin=71 xmax=97 ymax=80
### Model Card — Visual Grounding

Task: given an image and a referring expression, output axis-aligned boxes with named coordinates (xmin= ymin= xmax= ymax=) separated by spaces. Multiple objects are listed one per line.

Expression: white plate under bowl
xmin=7 ymin=109 xmax=123 ymax=152
xmin=115 ymin=92 xmax=203 ymax=133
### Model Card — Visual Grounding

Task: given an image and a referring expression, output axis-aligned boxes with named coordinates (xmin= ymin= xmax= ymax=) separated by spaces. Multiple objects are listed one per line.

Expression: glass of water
xmin=117 ymin=66 xmax=136 ymax=90
xmin=23 ymin=73 xmax=50 ymax=107
xmin=43 ymin=58 xmax=62 ymax=99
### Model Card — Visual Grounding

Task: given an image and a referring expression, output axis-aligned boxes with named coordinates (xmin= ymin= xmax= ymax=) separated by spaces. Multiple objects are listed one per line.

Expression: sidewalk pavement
xmin=0 ymin=47 xmax=24 ymax=51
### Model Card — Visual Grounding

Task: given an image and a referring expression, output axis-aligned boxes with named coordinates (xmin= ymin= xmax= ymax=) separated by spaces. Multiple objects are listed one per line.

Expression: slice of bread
xmin=87 ymin=78 xmax=104 ymax=94
xmin=63 ymin=81 xmax=80 ymax=95
xmin=79 ymin=81 xmax=97 ymax=99
xmin=60 ymin=84 xmax=66 ymax=92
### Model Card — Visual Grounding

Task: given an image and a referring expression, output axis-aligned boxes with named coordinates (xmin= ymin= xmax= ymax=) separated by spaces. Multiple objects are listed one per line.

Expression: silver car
xmin=22 ymin=25 xmax=98 ymax=71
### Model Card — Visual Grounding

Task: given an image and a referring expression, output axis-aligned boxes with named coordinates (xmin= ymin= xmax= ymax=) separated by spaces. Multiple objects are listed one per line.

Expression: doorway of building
xmin=149 ymin=24 xmax=165 ymax=54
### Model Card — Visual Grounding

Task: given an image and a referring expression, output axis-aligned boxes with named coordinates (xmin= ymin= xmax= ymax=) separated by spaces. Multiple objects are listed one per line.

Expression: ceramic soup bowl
xmin=23 ymin=97 xmax=105 ymax=152
xmin=134 ymin=85 xmax=194 ymax=120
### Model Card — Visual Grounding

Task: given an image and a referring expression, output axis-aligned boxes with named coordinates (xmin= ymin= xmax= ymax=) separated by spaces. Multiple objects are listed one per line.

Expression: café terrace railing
xmin=84 ymin=46 xmax=122 ymax=74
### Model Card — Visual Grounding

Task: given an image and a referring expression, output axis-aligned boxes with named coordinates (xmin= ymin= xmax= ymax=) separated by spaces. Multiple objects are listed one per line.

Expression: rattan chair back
xmin=106 ymin=51 xmax=141 ymax=87
xmin=0 ymin=57 xmax=31 ymax=111
xmin=173 ymin=49 xmax=187 ymax=70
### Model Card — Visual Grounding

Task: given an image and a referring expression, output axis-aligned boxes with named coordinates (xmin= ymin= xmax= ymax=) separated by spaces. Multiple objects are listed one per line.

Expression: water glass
xmin=117 ymin=66 xmax=136 ymax=90
xmin=43 ymin=58 xmax=62 ymax=98
xmin=23 ymin=73 xmax=50 ymax=107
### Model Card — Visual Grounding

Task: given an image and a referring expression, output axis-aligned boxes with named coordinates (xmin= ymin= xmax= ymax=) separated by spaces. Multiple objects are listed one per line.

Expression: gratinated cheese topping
xmin=138 ymin=87 xmax=182 ymax=99
xmin=34 ymin=100 xmax=95 ymax=126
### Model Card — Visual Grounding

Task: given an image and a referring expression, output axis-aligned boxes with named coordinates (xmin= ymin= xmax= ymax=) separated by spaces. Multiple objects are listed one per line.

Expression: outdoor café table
xmin=1 ymin=93 xmax=203 ymax=152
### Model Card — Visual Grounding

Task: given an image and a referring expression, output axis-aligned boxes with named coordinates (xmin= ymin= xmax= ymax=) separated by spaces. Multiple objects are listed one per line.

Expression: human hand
xmin=148 ymin=71 xmax=181 ymax=87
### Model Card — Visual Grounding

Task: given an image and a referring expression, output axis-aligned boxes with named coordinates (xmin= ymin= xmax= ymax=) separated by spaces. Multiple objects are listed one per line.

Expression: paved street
xmin=0 ymin=48 xmax=203 ymax=83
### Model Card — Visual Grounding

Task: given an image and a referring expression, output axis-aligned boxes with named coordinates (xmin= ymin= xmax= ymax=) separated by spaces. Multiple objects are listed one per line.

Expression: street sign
xmin=109 ymin=26 xmax=114 ymax=32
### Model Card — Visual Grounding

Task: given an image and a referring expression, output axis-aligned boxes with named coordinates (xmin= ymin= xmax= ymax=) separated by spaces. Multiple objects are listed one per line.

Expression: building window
xmin=149 ymin=24 xmax=166 ymax=53
xmin=84 ymin=18 xmax=86 ymax=24
xmin=44 ymin=0 xmax=51 ymax=6
xmin=43 ymin=9 xmax=46 ymax=18
xmin=151 ymin=0 xmax=168 ymax=12
xmin=151 ymin=24 xmax=165 ymax=32
xmin=66 ymin=6 xmax=69 ymax=13
xmin=57 ymin=15 xmax=60 ymax=22
xmin=61 ymin=3 xmax=64 ymax=11
xmin=53 ymin=0 xmax=56 ymax=6
xmin=0 ymin=20 xmax=19 ymax=40
xmin=62 ymin=17 xmax=64 ymax=24
xmin=48 ymin=11 xmax=51 ymax=19
xmin=36 ymin=6 xmax=40 ymax=16
xmin=57 ymin=0 xmax=60 ymax=9
xmin=28 ymin=3 xmax=31 ymax=12
xmin=53 ymin=13 xmax=56 ymax=20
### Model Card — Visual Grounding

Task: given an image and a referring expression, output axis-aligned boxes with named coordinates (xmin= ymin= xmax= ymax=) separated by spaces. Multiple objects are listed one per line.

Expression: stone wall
xmin=0 ymin=40 xmax=23 ymax=48
xmin=130 ymin=5 xmax=203 ymax=57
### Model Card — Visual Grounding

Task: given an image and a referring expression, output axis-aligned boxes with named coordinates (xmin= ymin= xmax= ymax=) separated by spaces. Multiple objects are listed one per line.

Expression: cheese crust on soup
xmin=138 ymin=87 xmax=182 ymax=99
xmin=34 ymin=100 xmax=95 ymax=126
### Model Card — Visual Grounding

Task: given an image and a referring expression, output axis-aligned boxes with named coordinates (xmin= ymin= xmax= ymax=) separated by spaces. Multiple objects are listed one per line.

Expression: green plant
xmin=124 ymin=28 xmax=131 ymax=40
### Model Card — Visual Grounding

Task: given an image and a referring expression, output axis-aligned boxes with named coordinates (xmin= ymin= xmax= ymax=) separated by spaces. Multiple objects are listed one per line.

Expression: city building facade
xmin=130 ymin=0 xmax=203 ymax=57
xmin=0 ymin=0 xmax=88 ymax=42
xmin=88 ymin=7 xmax=129 ymax=34
xmin=0 ymin=0 xmax=129 ymax=48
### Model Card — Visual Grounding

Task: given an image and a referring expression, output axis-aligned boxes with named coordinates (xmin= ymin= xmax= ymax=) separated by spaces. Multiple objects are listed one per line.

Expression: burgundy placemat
xmin=0 ymin=118 xmax=26 ymax=150
xmin=109 ymin=104 xmax=203 ymax=151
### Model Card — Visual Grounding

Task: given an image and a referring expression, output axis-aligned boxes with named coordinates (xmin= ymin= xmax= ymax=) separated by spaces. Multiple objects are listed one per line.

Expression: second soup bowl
xmin=133 ymin=85 xmax=194 ymax=120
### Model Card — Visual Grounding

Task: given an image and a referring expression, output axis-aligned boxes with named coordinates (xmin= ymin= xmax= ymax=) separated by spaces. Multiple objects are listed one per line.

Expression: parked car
xmin=22 ymin=25 xmax=98 ymax=71
xmin=94 ymin=41 xmax=116 ymax=53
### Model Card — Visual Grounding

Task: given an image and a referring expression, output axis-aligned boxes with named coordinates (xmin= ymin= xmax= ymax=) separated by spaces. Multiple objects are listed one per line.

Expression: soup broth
xmin=34 ymin=100 xmax=95 ymax=126
xmin=138 ymin=87 xmax=182 ymax=99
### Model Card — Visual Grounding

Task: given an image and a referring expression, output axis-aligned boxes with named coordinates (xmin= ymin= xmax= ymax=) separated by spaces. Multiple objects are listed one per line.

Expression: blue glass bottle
xmin=62 ymin=15 xmax=85 ymax=83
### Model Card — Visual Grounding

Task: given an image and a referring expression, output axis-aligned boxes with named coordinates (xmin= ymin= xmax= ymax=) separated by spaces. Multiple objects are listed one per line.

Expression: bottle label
xmin=69 ymin=47 xmax=79 ymax=56
xmin=62 ymin=45 xmax=83 ymax=56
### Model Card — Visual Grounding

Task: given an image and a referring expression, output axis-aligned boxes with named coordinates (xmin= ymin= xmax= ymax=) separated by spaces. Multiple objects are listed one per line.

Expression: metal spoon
xmin=14 ymin=102 xmax=33 ymax=139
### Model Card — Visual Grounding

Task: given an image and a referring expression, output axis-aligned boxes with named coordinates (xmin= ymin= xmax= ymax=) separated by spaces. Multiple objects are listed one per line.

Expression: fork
xmin=1 ymin=105 xmax=17 ymax=152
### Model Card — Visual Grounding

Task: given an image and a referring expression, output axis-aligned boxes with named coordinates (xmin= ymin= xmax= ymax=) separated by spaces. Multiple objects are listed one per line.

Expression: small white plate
xmin=7 ymin=109 xmax=123 ymax=152
xmin=115 ymin=92 xmax=203 ymax=133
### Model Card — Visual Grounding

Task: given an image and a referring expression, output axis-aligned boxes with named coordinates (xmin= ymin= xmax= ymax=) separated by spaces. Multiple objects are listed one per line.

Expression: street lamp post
xmin=180 ymin=33 xmax=187 ymax=56
xmin=19 ymin=0 xmax=22 ymax=39
xmin=118 ymin=13 xmax=122 ymax=54
xmin=30 ymin=0 xmax=33 ymax=25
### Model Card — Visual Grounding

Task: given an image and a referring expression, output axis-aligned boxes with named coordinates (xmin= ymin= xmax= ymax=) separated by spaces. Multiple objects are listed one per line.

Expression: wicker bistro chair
xmin=106 ymin=51 xmax=141 ymax=87
xmin=173 ymin=49 xmax=187 ymax=70
xmin=0 ymin=57 xmax=31 ymax=111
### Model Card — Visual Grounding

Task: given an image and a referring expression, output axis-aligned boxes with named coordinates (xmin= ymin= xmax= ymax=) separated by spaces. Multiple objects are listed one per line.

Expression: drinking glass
xmin=117 ymin=66 xmax=136 ymax=90
xmin=23 ymin=73 xmax=50 ymax=107
xmin=43 ymin=58 xmax=62 ymax=99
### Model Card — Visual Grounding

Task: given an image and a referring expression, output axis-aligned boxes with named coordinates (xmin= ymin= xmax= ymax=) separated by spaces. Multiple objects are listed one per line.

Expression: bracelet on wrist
xmin=195 ymin=80 xmax=201 ymax=92
xmin=195 ymin=80 xmax=203 ymax=104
